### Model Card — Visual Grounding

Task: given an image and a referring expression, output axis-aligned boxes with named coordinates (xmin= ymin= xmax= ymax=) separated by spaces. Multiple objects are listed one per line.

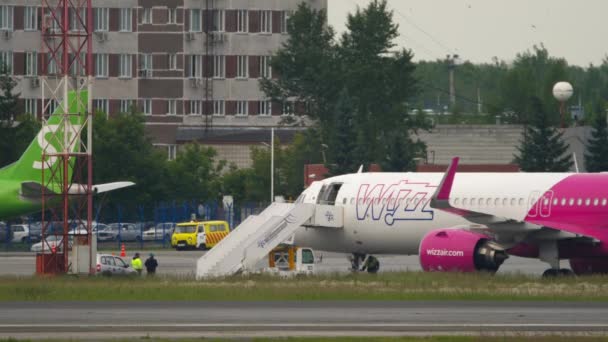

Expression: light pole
xmin=446 ymin=54 xmax=462 ymax=106
xmin=261 ymin=127 xmax=275 ymax=203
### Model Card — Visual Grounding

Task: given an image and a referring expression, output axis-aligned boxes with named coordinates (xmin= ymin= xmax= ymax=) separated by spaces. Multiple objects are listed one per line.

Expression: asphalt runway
xmin=0 ymin=250 xmax=549 ymax=277
xmin=0 ymin=301 xmax=607 ymax=338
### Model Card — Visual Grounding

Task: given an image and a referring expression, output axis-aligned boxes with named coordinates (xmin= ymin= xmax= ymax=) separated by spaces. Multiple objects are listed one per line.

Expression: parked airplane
xmin=0 ymin=91 xmax=133 ymax=220
xmin=294 ymin=157 xmax=608 ymax=276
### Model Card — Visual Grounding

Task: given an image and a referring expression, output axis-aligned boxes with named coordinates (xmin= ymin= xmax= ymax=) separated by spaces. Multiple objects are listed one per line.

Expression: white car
xmin=10 ymin=224 xmax=40 ymax=243
xmin=142 ymin=224 xmax=174 ymax=241
xmin=96 ymin=254 xmax=137 ymax=276
xmin=30 ymin=229 xmax=92 ymax=253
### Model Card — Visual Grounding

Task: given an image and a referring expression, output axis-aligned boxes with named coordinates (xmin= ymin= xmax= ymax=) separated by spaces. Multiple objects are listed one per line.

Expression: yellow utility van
xmin=171 ymin=220 xmax=229 ymax=250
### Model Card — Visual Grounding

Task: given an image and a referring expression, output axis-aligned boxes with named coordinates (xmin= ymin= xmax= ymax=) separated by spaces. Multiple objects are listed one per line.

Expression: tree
xmin=514 ymin=97 xmax=573 ymax=172
xmin=326 ymin=89 xmax=361 ymax=175
xmin=500 ymin=45 xmax=568 ymax=124
xmin=166 ymin=143 xmax=223 ymax=203
xmin=0 ymin=63 xmax=22 ymax=167
xmin=584 ymin=104 xmax=608 ymax=172
xmin=93 ymin=110 xmax=169 ymax=206
xmin=263 ymin=0 xmax=424 ymax=169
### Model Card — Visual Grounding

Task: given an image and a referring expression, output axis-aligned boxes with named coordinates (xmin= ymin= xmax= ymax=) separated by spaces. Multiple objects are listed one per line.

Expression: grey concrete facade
xmin=0 ymin=0 xmax=327 ymax=162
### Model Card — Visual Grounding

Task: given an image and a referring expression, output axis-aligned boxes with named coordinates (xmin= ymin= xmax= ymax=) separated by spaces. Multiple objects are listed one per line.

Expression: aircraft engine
xmin=569 ymin=258 xmax=608 ymax=275
xmin=419 ymin=228 xmax=508 ymax=272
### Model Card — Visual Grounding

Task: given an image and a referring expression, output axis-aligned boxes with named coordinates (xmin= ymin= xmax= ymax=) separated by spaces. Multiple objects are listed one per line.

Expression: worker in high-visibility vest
xmin=131 ymin=252 xmax=143 ymax=275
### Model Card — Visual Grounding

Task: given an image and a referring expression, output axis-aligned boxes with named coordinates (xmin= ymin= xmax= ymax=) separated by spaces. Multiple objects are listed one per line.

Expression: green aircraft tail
xmin=2 ymin=91 xmax=88 ymax=186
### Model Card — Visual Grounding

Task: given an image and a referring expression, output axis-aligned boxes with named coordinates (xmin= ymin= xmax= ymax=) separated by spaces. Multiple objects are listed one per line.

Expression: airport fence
xmin=0 ymin=201 xmax=269 ymax=252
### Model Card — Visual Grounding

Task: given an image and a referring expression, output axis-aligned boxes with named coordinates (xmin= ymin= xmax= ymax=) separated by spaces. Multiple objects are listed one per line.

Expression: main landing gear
xmin=539 ymin=241 xmax=574 ymax=277
xmin=349 ymin=253 xmax=380 ymax=274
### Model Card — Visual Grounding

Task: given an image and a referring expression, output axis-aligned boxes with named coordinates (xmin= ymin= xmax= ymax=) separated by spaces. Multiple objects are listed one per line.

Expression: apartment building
xmin=0 ymin=0 xmax=327 ymax=166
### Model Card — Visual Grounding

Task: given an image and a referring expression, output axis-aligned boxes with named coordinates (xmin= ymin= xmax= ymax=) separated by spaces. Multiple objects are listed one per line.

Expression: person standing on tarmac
xmin=131 ymin=252 xmax=143 ymax=275
xmin=144 ymin=253 xmax=158 ymax=276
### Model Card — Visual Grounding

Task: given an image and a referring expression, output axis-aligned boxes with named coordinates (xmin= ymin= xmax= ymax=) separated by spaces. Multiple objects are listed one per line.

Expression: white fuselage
xmin=293 ymin=172 xmax=567 ymax=255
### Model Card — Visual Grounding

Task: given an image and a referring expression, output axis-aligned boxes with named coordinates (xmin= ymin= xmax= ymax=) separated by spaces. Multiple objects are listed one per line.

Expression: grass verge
xmin=2 ymin=271 xmax=608 ymax=302
xmin=2 ymin=337 xmax=608 ymax=342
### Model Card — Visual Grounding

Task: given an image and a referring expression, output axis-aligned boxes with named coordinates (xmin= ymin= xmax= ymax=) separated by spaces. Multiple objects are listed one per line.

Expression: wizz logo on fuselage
xmin=356 ymin=180 xmax=437 ymax=225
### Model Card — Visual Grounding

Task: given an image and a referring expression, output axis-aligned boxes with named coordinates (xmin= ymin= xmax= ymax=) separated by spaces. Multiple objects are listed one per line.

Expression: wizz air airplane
xmin=0 ymin=91 xmax=133 ymax=220
xmin=294 ymin=158 xmax=608 ymax=276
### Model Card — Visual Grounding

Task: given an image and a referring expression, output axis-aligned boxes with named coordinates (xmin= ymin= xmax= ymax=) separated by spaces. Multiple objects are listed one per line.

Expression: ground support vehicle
xmin=171 ymin=220 xmax=229 ymax=250
xmin=96 ymin=254 xmax=137 ymax=276
xmin=265 ymin=245 xmax=317 ymax=276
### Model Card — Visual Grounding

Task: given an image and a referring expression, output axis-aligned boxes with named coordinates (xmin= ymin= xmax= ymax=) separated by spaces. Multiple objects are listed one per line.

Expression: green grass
xmin=2 ymin=271 xmax=608 ymax=302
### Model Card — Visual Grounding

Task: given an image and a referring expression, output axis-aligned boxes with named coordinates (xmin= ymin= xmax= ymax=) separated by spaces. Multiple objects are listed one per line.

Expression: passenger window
xmin=585 ymin=199 xmax=591 ymax=206
xmin=552 ymin=198 xmax=558 ymax=205
xmin=520 ymin=199 xmax=525 ymax=206
xmin=350 ymin=198 xmax=354 ymax=205
xmin=470 ymin=198 xmax=476 ymax=206
xmin=577 ymin=198 xmax=582 ymax=206
xmin=502 ymin=198 xmax=507 ymax=206
xmin=543 ymin=198 xmax=549 ymax=206
xmin=114 ymin=257 xmax=126 ymax=267
xmin=210 ymin=225 xmax=216 ymax=232
xmin=561 ymin=198 xmax=566 ymax=206
xmin=107 ymin=257 xmax=116 ymax=266
xmin=486 ymin=198 xmax=491 ymax=206
xmin=494 ymin=198 xmax=499 ymax=206
xmin=510 ymin=198 xmax=516 ymax=206
xmin=594 ymin=198 xmax=599 ymax=206
xmin=603 ymin=199 xmax=607 ymax=206
xmin=462 ymin=198 xmax=468 ymax=206
xmin=569 ymin=198 xmax=574 ymax=206
xmin=454 ymin=198 xmax=460 ymax=205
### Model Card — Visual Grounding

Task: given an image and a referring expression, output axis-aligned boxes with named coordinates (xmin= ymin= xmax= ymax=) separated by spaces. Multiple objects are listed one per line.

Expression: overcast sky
xmin=328 ymin=0 xmax=608 ymax=67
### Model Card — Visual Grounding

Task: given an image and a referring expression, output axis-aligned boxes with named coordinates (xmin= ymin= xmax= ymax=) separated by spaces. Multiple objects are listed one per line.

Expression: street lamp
xmin=261 ymin=127 xmax=275 ymax=203
xmin=446 ymin=54 xmax=462 ymax=106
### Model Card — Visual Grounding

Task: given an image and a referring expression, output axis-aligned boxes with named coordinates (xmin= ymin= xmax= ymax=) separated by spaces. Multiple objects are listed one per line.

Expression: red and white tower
xmin=37 ymin=0 xmax=94 ymax=274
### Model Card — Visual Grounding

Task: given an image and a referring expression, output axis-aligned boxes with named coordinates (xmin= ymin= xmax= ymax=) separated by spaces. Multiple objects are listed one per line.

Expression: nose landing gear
xmin=349 ymin=253 xmax=380 ymax=274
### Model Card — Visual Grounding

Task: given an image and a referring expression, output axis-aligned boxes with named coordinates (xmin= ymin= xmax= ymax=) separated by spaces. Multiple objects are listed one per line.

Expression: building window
xmin=237 ymin=10 xmax=248 ymax=33
xmin=24 ymin=7 xmax=38 ymax=31
xmin=95 ymin=54 xmax=108 ymax=78
xmin=167 ymin=99 xmax=176 ymax=115
xmin=168 ymin=8 xmax=177 ymax=24
xmin=25 ymin=52 xmax=37 ymax=77
xmin=140 ymin=53 xmax=152 ymax=71
xmin=119 ymin=54 xmax=132 ymax=78
xmin=187 ymin=55 xmax=202 ymax=78
xmin=259 ymin=100 xmax=271 ymax=116
xmin=0 ymin=6 xmax=13 ymax=31
xmin=120 ymin=100 xmax=135 ymax=113
xmin=237 ymin=56 xmax=248 ymax=79
xmin=236 ymin=101 xmax=248 ymax=116
xmin=47 ymin=52 xmax=59 ymax=75
xmin=213 ymin=55 xmax=225 ymax=79
xmin=168 ymin=54 xmax=177 ymax=70
xmin=93 ymin=99 xmax=108 ymax=114
xmin=119 ymin=8 xmax=132 ymax=32
xmin=69 ymin=52 xmax=86 ymax=76
xmin=213 ymin=100 xmax=225 ymax=116
xmin=94 ymin=8 xmax=109 ymax=32
xmin=0 ymin=51 xmax=13 ymax=74
xmin=69 ymin=8 xmax=86 ymax=32
xmin=282 ymin=101 xmax=294 ymax=116
xmin=25 ymin=99 xmax=37 ymax=116
xmin=260 ymin=56 xmax=272 ymax=78
xmin=280 ymin=11 xmax=290 ymax=34
xmin=141 ymin=8 xmax=151 ymax=24
xmin=212 ymin=10 xmax=224 ymax=32
xmin=260 ymin=10 xmax=272 ymax=34
xmin=190 ymin=9 xmax=201 ymax=32
xmin=142 ymin=99 xmax=152 ymax=115
xmin=168 ymin=145 xmax=177 ymax=161
xmin=190 ymin=100 xmax=201 ymax=115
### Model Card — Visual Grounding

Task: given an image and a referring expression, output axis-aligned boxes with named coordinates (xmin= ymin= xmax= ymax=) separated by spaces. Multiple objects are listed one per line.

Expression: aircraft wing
xmin=21 ymin=181 xmax=135 ymax=199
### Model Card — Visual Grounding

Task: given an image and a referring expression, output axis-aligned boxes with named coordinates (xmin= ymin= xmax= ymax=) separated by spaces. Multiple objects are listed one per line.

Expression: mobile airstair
xmin=196 ymin=202 xmax=315 ymax=279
